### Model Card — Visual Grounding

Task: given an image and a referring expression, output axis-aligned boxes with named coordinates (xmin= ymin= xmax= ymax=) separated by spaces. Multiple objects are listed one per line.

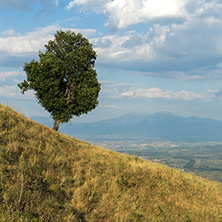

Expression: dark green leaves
xmin=18 ymin=30 xmax=101 ymax=128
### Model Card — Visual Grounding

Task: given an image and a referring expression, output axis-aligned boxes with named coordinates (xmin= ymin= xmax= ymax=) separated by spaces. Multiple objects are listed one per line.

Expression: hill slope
xmin=0 ymin=104 xmax=222 ymax=221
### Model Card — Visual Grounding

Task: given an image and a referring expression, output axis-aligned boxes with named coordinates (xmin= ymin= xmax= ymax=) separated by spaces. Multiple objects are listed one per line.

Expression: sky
xmin=0 ymin=0 xmax=222 ymax=123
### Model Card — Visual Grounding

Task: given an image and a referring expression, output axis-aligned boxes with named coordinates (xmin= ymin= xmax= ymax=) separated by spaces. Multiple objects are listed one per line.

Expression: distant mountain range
xmin=32 ymin=112 xmax=222 ymax=142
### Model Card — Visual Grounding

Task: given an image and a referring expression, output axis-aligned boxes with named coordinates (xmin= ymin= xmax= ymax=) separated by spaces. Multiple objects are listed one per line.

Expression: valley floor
xmin=79 ymin=136 xmax=222 ymax=183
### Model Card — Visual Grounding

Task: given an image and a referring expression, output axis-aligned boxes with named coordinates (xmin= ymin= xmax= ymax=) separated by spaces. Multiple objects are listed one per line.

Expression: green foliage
xmin=18 ymin=30 xmax=101 ymax=127
xmin=1 ymin=104 xmax=222 ymax=221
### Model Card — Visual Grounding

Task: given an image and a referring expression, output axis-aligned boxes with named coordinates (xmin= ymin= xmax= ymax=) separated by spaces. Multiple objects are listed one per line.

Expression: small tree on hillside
xmin=18 ymin=30 xmax=101 ymax=131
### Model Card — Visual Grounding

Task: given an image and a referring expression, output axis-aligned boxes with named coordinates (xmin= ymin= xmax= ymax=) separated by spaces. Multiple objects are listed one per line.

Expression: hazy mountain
xmin=32 ymin=112 xmax=222 ymax=142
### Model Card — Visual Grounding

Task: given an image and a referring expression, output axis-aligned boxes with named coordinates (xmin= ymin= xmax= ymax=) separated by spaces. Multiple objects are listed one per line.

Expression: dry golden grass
xmin=0 ymin=103 xmax=222 ymax=221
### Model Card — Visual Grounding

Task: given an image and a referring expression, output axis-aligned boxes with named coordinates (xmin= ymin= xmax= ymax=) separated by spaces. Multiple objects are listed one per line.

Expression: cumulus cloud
xmin=121 ymin=87 xmax=208 ymax=101
xmin=1 ymin=30 xmax=18 ymax=37
xmin=66 ymin=0 xmax=106 ymax=12
xmin=99 ymin=104 xmax=121 ymax=109
xmin=1 ymin=0 xmax=221 ymax=81
xmin=101 ymin=81 xmax=133 ymax=98
xmin=70 ymin=28 xmax=97 ymax=37
xmin=0 ymin=26 xmax=59 ymax=54
xmin=0 ymin=85 xmax=17 ymax=96
xmin=0 ymin=85 xmax=35 ymax=98
xmin=0 ymin=25 xmax=58 ymax=67
xmin=65 ymin=0 xmax=222 ymax=80
xmin=211 ymin=89 xmax=222 ymax=98
xmin=103 ymin=0 xmax=188 ymax=32
xmin=0 ymin=71 xmax=23 ymax=81
xmin=0 ymin=26 xmax=97 ymax=68
xmin=66 ymin=0 xmax=217 ymax=31
xmin=92 ymin=14 xmax=222 ymax=79
xmin=101 ymin=81 xmax=211 ymax=101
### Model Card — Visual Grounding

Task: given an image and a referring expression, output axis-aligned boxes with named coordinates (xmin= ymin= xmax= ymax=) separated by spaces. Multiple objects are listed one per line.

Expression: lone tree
xmin=18 ymin=30 xmax=101 ymax=131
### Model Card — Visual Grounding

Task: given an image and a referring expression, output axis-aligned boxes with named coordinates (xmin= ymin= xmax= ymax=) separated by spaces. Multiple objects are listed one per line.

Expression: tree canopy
xmin=18 ymin=30 xmax=101 ymax=131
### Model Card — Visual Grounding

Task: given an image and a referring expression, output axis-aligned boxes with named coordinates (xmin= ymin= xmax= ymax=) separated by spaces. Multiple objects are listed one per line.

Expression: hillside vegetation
xmin=0 ymin=104 xmax=222 ymax=221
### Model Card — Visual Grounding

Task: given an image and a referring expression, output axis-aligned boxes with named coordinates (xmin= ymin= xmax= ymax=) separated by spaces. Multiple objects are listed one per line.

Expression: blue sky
xmin=0 ymin=0 xmax=222 ymax=123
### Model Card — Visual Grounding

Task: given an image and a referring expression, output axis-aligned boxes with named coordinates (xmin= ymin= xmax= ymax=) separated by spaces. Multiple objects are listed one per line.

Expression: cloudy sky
xmin=0 ymin=0 xmax=222 ymax=123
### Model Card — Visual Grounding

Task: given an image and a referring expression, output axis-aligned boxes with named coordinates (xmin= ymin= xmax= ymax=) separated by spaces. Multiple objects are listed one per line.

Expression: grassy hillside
xmin=0 ymin=104 xmax=222 ymax=222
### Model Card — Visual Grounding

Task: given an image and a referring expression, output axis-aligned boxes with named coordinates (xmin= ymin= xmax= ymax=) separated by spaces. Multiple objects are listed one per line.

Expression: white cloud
xmin=0 ymin=85 xmax=17 ymax=96
xmin=100 ymin=104 xmax=121 ymax=109
xmin=211 ymin=89 xmax=222 ymax=98
xmin=1 ymin=29 xmax=18 ymax=37
xmin=1 ymin=1 xmax=221 ymax=81
xmin=0 ymin=25 xmax=57 ymax=55
xmin=66 ymin=0 xmax=106 ymax=11
xmin=0 ymin=71 xmax=23 ymax=81
xmin=66 ymin=0 xmax=217 ymax=31
xmin=0 ymin=25 xmax=97 ymax=67
xmin=101 ymin=81 xmax=133 ymax=98
xmin=92 ymin=14 xmax=222 ymax=79
xmin=121 ymin=87 xmax=208 ymax=101
xmin=65 ymin=0 xmax=222 ymax=80
xmin=0 ymin=25 xmax=58 ymax=67
xmin=104 ymin=0 xmax=188 ymax=31
xmin=70 ymin=28 xmax=97 ymax=37
xmin=101 ymin=81 xmax=211 ymax=101
xmin=0 ymin=84 xmax=35 ymax=99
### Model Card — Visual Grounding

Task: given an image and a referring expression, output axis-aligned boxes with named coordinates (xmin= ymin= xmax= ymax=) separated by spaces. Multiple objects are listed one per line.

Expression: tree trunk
xmin=52 ymin=119 xmax=60 ymax=131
